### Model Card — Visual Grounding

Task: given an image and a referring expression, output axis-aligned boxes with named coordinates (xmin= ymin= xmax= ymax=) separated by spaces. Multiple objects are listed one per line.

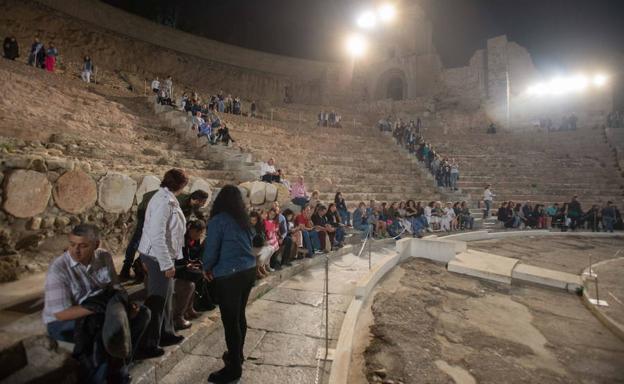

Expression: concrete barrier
xmin=328 ymin=299 xmax=363 ymax=384
xmin=354 ymin=252 xmax=401 ymax=300
xmin=512 ymin=264 xmax=582 ymax=291
xmin=410 ymin=238 xmax=462 ymax=263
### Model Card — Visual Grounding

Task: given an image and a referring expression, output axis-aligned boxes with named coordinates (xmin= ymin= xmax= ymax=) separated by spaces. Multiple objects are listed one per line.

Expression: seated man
xmin=294 ymin=205 xmax=322 ymax=256
xmin=260 ymin=158 xmax=280 ymax=183
xmin=43 ymin=224 xmax=151 ymax=382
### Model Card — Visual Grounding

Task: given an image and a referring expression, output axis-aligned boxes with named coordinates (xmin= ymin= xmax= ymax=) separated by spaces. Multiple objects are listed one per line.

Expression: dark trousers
xmin=140 ymin=254 xmax=175 ymax=349
xmin=261 ymin=174 xmax=280 ymax=183
xmin=123 ymin=222 xmax=143 ymax=269
xmin=213 ymin=267 xmax=256 ymax=374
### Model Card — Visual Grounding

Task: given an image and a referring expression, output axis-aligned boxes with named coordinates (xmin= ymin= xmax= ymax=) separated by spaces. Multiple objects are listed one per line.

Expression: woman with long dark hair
xmin=202 ymin=185 xmax=256 ymax=383
xmin=334 ymin=191 xmax=350 ymax=226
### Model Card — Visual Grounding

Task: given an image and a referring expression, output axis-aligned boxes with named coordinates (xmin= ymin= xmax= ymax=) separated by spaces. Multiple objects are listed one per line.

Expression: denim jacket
xmin=202 ymin=213 xmax=256 ymax=278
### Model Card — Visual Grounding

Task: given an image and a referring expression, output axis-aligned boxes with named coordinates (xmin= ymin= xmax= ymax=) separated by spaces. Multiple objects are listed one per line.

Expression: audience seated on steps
xmin=43 ymin=224 xmax=150 ymax=383
xmin=311 ymin=205 xmax=345 ymax=250
xmin=493 ymin=198 xmax=621 ymax=232
xmin=291 ymin=176 xmax=310 ymax=208
xmin=249 ymin=210 xmax=274 ymax=278
xmin=295 ymin=205 xmax=323 ymax=256
xmin=273 ymin=202 xmax=295 ymax=268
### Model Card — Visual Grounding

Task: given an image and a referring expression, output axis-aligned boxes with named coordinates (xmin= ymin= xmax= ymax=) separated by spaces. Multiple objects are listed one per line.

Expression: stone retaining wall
xmin=0 ymin=157 xmax=215 ymax=283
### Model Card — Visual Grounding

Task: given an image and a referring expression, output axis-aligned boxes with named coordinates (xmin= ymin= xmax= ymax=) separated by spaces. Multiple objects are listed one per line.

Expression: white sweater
xmin=138 ymin=187 xmax=186 ymax=271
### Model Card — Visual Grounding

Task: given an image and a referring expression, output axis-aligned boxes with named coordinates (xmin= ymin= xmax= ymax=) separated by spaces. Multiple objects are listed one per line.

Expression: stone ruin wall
xmin=0 ymin=152 xmax=219 ymax=283
xmin=440 ymin=35 xmax=612 ymax=130
xmin=20 ymin=0 xmax=346 ymax=105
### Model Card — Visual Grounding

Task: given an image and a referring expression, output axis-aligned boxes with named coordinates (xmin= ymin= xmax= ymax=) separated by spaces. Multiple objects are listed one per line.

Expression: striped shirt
xmin=42 ymin=249 xmax=119 ymax=324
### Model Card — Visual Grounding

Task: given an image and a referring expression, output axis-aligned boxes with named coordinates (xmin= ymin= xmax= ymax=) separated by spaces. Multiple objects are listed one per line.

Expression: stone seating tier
xmin=413 ymin=126 xmax=624 ymax=206
xmin=221 ymin=112 xmax=442 ymax=206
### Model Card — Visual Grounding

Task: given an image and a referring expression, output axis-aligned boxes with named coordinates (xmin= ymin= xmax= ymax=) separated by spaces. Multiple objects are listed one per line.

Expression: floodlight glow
xmin=569 ymin=75 xmax=589 ymax=92
xmin=593 ymin=74 xmax=607 ymax=87
xmin=378 ymin=3 xmax=396 ymax=23
xmin=526 ymin=72 xmax=609 ymax=97
xmin=345 ymin=34 xmax=367 ymax=58
xmin=357 ymin=10 xmax=377 ymax=29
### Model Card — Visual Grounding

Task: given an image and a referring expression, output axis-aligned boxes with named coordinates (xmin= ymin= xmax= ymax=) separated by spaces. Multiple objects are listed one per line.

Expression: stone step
xmin=448 ymin=250 xmax=520 ymax=284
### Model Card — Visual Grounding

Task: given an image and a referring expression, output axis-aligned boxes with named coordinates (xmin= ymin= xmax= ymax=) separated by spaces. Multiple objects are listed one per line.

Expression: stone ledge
xmin=329 ymin=243 xmax=401 ymax=384
xmin=448 ymin=250 xmax=519 ymax=285
xmin=512 ymin=263 xmax=582 ymax=291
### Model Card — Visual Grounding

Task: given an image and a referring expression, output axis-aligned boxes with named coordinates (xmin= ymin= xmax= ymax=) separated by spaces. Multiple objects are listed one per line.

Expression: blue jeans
xmin=302 ymin=230 xmax=320 ymax=256
xmin=484 ymin=200 xmax=492 ymax=218
xmin=338 ymin=209 xmax=351 ymax=226
xmin=603 ymin=217 xmax=615 ymax=232
xmin=354 ymin=223 xmax=372 ymax=239
xmin=450 ymin=173 xmax=458 ymax=189
xmin=409 ymin=216 xmax=427 ymax=234
xmin=47 ymin=319 xmax=76 ymax=343
xmin=292 ymin=197 xmax=309 ymax=208
xmin=334 ymin=227 xmax=345 ymax=244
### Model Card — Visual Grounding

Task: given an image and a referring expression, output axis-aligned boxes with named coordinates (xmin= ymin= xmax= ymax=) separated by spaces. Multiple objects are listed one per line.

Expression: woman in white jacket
xmin=136 ymin=169 xmax=188 ymax=358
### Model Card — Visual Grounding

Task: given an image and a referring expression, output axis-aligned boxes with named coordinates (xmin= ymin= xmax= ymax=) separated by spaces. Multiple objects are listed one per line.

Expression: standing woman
xmin=334 ymin=192 xmax=350 ymax=226
xmin=137 ymin=169 xmax=188 ymax=358
xmin=202 ymin=185 xmax=256 ymax=383
xmin=44 ymin=42 xmax=58 ymax=72
xmin=81 ymin=55 xmax=93 ymax=83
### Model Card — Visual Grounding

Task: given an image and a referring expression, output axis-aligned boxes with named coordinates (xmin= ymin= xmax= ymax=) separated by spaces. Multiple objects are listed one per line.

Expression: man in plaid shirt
xmin=43 ymin=224 xmax=150 ymax=349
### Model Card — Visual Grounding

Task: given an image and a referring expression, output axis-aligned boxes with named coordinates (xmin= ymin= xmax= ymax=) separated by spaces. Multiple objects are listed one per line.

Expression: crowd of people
xmin=384 ymin=117 xmax=461 ymax=191
xmin=42 ymin=170 xmax=261 ymax=383
xmin=538 ymin=113 xmax=578 ymax=132
xmin=3 ymin=35 xmax=59 ymax=72
xmin=3 ymin=35 xmax=98 ymax=83
xmin=494 ymin=194 xmax=620 ymax=232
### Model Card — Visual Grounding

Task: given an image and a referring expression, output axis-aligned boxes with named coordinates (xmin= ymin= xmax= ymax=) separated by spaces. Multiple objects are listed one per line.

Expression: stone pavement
xmin=158 ymin=244 xmax=395 ymax=384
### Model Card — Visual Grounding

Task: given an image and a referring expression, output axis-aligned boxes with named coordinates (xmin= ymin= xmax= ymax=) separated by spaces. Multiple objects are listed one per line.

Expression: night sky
xmin=103 ymin=0 xmax=624 ymax=72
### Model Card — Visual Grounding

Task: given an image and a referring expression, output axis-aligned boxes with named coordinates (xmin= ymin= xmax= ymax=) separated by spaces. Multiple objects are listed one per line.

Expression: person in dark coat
xmin=3 ymin=36 xmax=19 ymax=60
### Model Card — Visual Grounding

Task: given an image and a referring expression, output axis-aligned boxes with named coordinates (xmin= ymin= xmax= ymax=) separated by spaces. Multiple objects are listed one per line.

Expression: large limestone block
xmin=98 ymin=173 xmax=137 ymax=213
xmin=135 ymin=175 xmax=160 ymax=205
xmin=3 ymin=170 xmax=51 ymax=218
xmin=52 ymin=170 xmax=97 ymax=214
xmin=238 ymin=181 xmax=253 ymax=197
xmin=265 ymin=183 xmax=278 ymax=202
xmin=237 ymin=186 xmax=250 ymax=205
xmin=275 ymin=183 xmax=291 ymax=206
xmin=189 ymin=178 xmax=212 ymax=207
xmin=249 ymin=181 xmax=267 ymax=205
